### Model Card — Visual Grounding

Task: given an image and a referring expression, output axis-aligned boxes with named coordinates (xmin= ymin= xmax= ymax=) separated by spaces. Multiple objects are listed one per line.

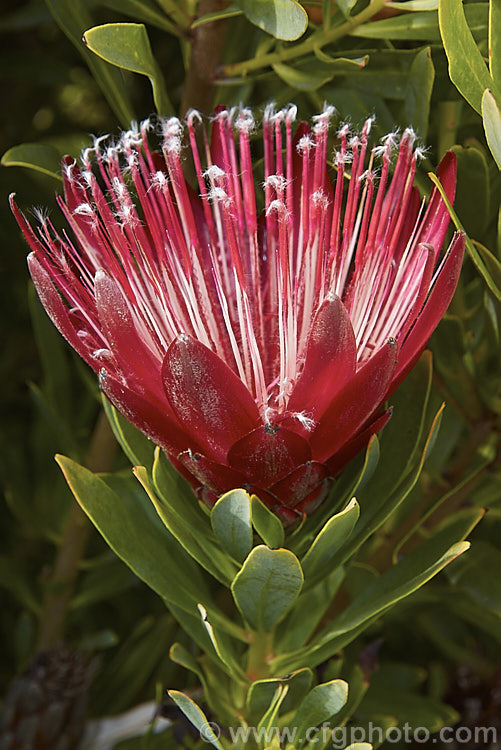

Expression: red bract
xmin=11 ymin=107 xmax=465 ymax=524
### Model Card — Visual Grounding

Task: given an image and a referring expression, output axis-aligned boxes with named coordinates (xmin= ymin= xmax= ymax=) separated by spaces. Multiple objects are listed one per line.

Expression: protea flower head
xmin=11 ymin=106 xmax=465 ymax=524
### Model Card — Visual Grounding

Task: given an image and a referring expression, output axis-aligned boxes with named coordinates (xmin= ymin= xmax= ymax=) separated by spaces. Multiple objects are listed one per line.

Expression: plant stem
xmin=437 ymin=101 xmax=462 ymax=157
xmin=219 ymin=0 xmax=386 ymax=78
xmin=180 ymin=0 xmax=230 ymax=117
xmin=246 ymin=631 xmax=274 ymax=681
xmin=37 ymin=410 xmax=117 ymax=650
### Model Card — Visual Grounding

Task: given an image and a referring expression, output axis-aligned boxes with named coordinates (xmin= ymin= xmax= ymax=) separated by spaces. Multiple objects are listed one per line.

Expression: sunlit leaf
xmin=235 ymin=0 xmax=308 ymax=41
xmin=84 ymin=23 xmax=173 ymax=115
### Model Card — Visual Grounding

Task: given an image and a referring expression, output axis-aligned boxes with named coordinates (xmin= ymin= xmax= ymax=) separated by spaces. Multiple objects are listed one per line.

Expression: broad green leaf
xmin=55 ymin=456 xmax=210 ymax=614
xmin=251 ymin=494 xmax=284 ymax=549
xmin=302 ymin=498 xmax=359 ymax=582
xmin=404 ymin=47 xmax=434 ymax=138
xmin=439 ymin=0 xmax=496 ymax=113
xmin=46 ymin=0 xmax=135 ymax=127
xmin=2 ymin=143 xmax=62 ymax=180
xmin=211 ymin=489 xmax=252 ymax=564
xmin=167 ymin=691 xmax=223 ymax=749
xmin=246 ymin=668 xmax=313 ymax=721
xmin=272 ymin=510 xmax=480 ymax=672
xmin=101 ymin=395 xmax=155 ymax=469
xmin=482 ymin=88 xmax=501 ymax=169
xmin=231 ymin=546 xmax=303 ymax=631
xmin=294 ymin=680 xmax=349 ymax=741
xmin=235 ymin=0 xmax=308 ymax=41
xmin=490 ymin=0 xmax=501 ymax=85
xmin=83 ymin=23 xmax=173 ymax=116
xmin=428 ymin=172 xmax=501 ymax=299
xmin=135 ymin=463 xmax=237 ymax=586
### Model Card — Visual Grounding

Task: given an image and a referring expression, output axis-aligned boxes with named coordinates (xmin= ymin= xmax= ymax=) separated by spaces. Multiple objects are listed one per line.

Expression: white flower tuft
xmin=291 ymin=411 xmax=316 ymax=431
xmin=266 ymin=199 xmax=288 ymax=217
xmin=297 ymin=135 xmax=315 ymax=153
xmin=203 ymin=165 xmax=226 ymax=181
xmin=264 ymin=174 xmax=289 ymax=192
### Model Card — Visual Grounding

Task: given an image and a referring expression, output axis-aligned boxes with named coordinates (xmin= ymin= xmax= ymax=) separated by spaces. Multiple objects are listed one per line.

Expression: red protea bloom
xmin=11 ymin=107 xmax=464 ymax=524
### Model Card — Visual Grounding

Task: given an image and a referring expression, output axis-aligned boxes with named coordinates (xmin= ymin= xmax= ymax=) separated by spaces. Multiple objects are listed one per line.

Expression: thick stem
xmin=180 ymin=0 xmax=229 ymax=117
xmin=246 ymin=631 xmax=274 ymax=682
xmin=219 ymin=0 xmax=386 ymax=78
xmin=37 ymin=410 xmax=117 ymax=649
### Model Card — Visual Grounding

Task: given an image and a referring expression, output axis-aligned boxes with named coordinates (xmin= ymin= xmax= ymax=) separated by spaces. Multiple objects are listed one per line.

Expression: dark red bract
xmin=11 ymin=107 xmax=465 ymax=524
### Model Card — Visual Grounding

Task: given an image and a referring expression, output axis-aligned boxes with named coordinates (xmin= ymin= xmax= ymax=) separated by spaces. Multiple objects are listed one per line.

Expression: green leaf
xmin=301 ymin=498 xmax=359 ymax=583
xmin=235 ymin=0 xmax=308 ymax=41
xmin=167 ymin=691 xmax=223 ymax=749
xmin=448 ymin=540 xmax=501 ymax=615
xmin=482 ymin=88 xmax=501 ymax=169
xmin=101 ymin=395 xmax=155 ymax=469
xmin=198 ymin=604 xmax=247 ymax=680
xmin=211 ymin=489 xmax=253 ymax=564
xmin=169 ymin=642 xmax=210 ymax=697
xmin=276 ymin=568 xmax=345 ymax=652
xmin=256 ymin=684 xmax=289 ymax=740
xmin=83 ymin=23 xmax=173 ymax=116
xmin=46 ymin=0 xmax=135 ymax=128
xmin=1 ymin=143 xmax=62 ymax=180
xmin=404 ymin=47 xmax=435 ymax=138
xmin=191 ymin=6 xmax=244 ymax=28
xmin=231 ymin=546 xmax=303 ymax=631
xmin=246 ymin=668 xmax=313 ymax=721
xmin=294 ymin=680 xmax=349 ymax=741
xmin=272 ymin=61 xmax=335 ymax=91
xmin=55 ymin=457 xmax=210 ymax=614
xmin=428 ymin=172 xmax=501 ymax=299
xmin=291 ymin=435 xmax=380 ymax=559
xmin=251 ymin=494 xmax=284 ymax=549
xmin=352 ymin=9 xmax=442 ymax=40
xmin=337 ymin=0 xmax=358 ymax=18
xmin=273 ymin=510 xmax=480 ymax=672
xmin=387 ymin=0 xmax=438 ymax=8
xmin=273 ymin=57 xmax=367 ymax=91
xmin=490 ymin=0 xmax=501 ymax=86
xmin=451 ymin=145 xmax=490 ymax=237
xmin=101 ymin=0 xmax=182 ymax=35
xmin=135 ymin=462 xmax=237 ymax=586
xmin=439 ymin=0 xmax=497 ymax=113
xmin=354 ymin=4 xmax=487 ymax=42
